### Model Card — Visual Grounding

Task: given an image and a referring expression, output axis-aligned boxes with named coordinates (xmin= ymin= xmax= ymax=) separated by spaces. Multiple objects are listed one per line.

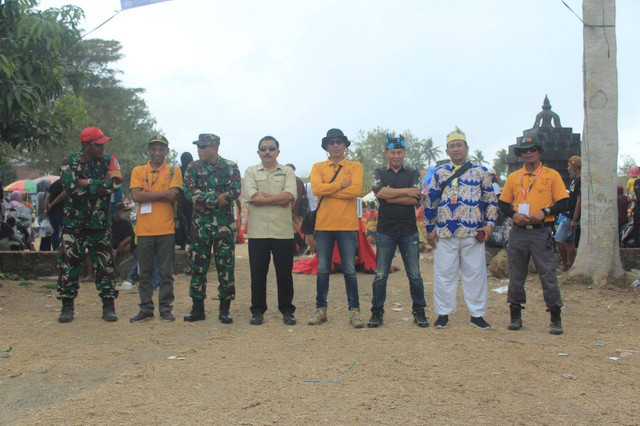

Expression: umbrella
xmin=34 ymin=175 xmax=60 ymax=183
xmin=4 ymin=179 xmax=38 ymax=193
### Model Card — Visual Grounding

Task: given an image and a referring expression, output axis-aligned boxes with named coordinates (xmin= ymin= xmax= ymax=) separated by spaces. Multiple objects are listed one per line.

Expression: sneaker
xmin=160 ymin=311 xmax=175 ymax=322
xmin=367 ymin=312 xmax=384 ymax=328
xmin=434 ymin=315 xmax=449 ymax=329
xmin=283 ymin=312 xmax=297 ymax=325
xmin=120 ymin=280 xmax=134 ymax=290
xmin=413 ymin=311 xmax=429 ymax=328
xmin=129 ymin=311 xmax=154 ymax=323
xmin=470 ymin=316 xmax=491 ymax=329
xmin=250 ymin=312 xmax=264 ymax=325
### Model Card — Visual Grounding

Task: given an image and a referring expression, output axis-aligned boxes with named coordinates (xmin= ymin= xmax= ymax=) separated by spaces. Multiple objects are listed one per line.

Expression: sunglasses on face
xmin=259 ymin=146 xmax=277 ymax=152
xmin=327 ymin=139 xmax=344 ymax=146
xmin=523 ymin=146 xmax=539 ymax=153
xmin=197 ymin=144 xmax=211 ymax=150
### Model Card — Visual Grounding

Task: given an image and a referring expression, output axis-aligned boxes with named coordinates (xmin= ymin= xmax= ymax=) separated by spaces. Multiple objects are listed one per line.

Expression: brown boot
xmin=307 ymin=307 xmax=327 ymax=325
xmin=349 ymin=308 xmax=364 ymax=329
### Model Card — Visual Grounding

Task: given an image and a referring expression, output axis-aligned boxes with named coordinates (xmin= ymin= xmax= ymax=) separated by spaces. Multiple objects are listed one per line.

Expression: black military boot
xmin=183 ymin=298 xmax=206 ymax=322
xmin=508 ymin=304 xmax=523 ymax=330
xmin=549 ymin=307 xmax=563 ymax=335
xmin=58 ymin=298 xmax=75 ymax=323
xmin=101 ymin=297 xmax=118 ymax=322
xmin=219 ymin=299 xmax=233 ymax=324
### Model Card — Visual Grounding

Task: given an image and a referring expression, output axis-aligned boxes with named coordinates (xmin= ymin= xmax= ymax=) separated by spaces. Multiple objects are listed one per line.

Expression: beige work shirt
xmin=245 ymin=163 xmax=297 ymax=239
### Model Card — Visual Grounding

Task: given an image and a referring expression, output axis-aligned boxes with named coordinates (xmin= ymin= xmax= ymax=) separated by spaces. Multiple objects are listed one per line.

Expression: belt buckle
xmin=525 ymin=225 xmax=533 ymax=230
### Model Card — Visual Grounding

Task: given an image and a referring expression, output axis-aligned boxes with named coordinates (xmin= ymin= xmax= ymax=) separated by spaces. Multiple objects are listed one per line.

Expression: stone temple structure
xmin=505 ymin=95 xmax=581 ymax=186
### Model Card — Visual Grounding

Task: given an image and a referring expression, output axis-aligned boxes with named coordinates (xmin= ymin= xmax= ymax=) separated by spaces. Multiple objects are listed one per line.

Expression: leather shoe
xmin=367 ymin=312 xmax=383 ymax=328
xmin=283 ymin=312 xmax=296 ymax=325
xmin=250 ymin=312 xmax=264 ymax=325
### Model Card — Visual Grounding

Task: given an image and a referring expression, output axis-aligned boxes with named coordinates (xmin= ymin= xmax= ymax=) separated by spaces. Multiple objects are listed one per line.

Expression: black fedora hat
xmin=321 ymin=128 xmax=350 ymax=150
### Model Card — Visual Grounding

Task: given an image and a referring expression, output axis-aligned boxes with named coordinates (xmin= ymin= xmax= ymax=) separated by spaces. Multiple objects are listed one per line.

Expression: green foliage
xmin=0 ymin=0 xmax=85 ymax=150
xmin=618 ymin=154 xmax=638 ymax=177
xmin=0 ymin=144 xmax=17 ymax=184
xmin=348 ymin=127 xmax=440 ymax=193
xmin=469 ymin=149 xmax=488 ymax=165
xmin=6 ymin=37 xmax=175 ymax=193
xmin=492 ymin=148 xmax=508 ymax=183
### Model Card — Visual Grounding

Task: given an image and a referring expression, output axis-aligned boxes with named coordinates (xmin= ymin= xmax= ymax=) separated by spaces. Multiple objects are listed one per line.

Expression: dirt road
xmin=1 ymin=244 xmax=639 ymax=424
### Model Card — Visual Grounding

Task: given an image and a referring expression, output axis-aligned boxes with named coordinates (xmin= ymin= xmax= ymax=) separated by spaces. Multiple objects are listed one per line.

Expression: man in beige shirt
xmin=245 ymin=136 xmax=298 ymax=325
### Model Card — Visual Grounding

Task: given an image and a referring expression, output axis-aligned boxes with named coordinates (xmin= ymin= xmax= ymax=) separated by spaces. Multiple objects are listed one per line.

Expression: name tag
xmin=140 ymin=202 xmax=152 ymax=214
xmin=518 ymin=203 xmax=530 ymax=216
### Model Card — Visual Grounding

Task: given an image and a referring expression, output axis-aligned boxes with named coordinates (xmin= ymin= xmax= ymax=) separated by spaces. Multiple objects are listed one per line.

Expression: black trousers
xmin=248 ymin=238 xmax=295 ymax=315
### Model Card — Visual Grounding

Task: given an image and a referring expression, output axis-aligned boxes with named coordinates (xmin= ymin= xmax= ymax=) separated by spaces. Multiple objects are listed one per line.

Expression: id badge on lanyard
xmin=519 ymin=166 xmax=542 ymax=216
xmin=141 ymin=164 xmax=166 ymax=215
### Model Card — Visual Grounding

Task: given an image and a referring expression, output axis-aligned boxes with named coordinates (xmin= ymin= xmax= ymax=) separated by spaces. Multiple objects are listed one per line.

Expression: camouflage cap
xmin=193 ymin=133 xmax=221 ymax=146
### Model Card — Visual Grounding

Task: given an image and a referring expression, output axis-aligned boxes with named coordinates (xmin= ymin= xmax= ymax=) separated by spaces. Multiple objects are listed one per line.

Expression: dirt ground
xmin=1 ymin=243 xmax=639 ymax=425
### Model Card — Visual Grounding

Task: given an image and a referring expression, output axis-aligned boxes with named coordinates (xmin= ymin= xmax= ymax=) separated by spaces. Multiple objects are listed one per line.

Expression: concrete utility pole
xmin=571 ymin=0 xmax=625 ymax=283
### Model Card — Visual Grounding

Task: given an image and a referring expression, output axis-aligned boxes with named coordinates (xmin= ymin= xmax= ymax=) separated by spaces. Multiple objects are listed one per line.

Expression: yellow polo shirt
xmin=130 ymin=162 xmax=182 ymax=236
xmin=500 ymin=163 xmax=568 ymax=223
xmin=310 ymin=158 xmax=363 ymax=231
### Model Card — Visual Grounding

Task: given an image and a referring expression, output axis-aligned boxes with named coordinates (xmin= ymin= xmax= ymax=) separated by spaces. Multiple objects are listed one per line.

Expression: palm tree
xmin=470 ymin=149 xmax=488 ymax=165
xmin=422 ymin=138 xmax=442 ymax=167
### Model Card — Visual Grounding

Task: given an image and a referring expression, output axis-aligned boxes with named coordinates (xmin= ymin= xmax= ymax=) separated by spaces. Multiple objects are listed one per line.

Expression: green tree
xmin=617 ymin=154 xmax=637 ymax=177
xmin=348 ymin=127 xmax=435 ymax=194
xmin=421 ymin=137 xmax=442 ymax=168
xmin=0 ymin=0 xmax=85 ymax=150
xmin=492 ymin=148 xmax=508 ymax=183
xmin=7 ymin=38 xmax=174 ymax=192
xmin=469 ymin=149 xmax=488 ymax=165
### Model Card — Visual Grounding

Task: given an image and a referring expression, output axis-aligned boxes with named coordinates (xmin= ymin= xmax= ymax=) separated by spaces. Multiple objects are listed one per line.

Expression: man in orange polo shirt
xmin=499 ymin=135 xmax=568 ymax=335
xmin=128 ymin=134 xmax=183 ymax=323
xmin=308 ymin=128 xmax=365 ymax=328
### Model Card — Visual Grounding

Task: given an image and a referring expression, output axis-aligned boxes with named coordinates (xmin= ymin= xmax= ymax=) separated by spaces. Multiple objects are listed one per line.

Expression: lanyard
xmin=145 ymin=163 xmax=166 ymax=191
xmin=520 ymin=164 xmax=543 ymax=202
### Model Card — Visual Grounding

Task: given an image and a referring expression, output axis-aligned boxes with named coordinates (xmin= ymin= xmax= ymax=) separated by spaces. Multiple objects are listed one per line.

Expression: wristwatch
xmin=543 ymin=208 xmax=551 ymax=216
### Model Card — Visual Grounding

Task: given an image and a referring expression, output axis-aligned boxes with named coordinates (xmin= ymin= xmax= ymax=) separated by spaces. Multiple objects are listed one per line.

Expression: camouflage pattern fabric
xmin=183 ymin=157 xmax=241 ymax=301
xmin=57 ymin=151 xmax=121 ymax=299
xmin=57 ymin=227 xmax=118 ymax=299
xmin=188 ymin=222 xmax=236 ymax=300
xmin=60 ymin=152 xmax=122 ymax=229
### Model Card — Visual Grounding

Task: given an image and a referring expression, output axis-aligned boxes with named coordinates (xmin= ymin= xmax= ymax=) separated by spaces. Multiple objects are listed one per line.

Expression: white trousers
xmin=433 ymin=237 xmax=488 ymax=317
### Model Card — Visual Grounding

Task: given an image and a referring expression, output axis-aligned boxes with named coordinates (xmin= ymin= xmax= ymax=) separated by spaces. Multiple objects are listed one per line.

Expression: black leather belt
xmin=522 ymin=222 xmax=554 ymax=230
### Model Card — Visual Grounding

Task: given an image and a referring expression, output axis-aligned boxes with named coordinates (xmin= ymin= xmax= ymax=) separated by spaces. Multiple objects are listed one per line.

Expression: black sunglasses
xmin=327 ymin=139 xmax=344 ymax=146
xmin=259 ymin=146 xmax=277 ymax=152
xmin=197 ymin=144 xmax=211 ymax=150
xmin=523 ymin=146 xmax=539 ymax=153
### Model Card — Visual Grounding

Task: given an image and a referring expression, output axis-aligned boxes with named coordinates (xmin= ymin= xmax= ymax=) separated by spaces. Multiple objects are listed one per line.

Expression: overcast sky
xmin=38 ymin=0 xmax=639 ymax=176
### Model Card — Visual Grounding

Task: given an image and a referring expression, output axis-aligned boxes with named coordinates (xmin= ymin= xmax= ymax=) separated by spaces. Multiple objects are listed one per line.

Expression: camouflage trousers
xmin=189 ymin=222 xmax=235 ymax=301
xmin=56 ymin=227 xmax=118 ymax=300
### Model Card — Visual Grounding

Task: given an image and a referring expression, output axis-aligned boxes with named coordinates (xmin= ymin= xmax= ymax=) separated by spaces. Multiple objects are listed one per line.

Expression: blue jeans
xmin=315 ymin=230 xmax=359 ymax=309
xmin=371 ymin=232 xmax=426 ymax=315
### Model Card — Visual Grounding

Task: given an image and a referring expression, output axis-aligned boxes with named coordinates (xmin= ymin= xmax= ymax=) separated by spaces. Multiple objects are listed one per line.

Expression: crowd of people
xmin=1 ymin=125 xmax=639 ymax=335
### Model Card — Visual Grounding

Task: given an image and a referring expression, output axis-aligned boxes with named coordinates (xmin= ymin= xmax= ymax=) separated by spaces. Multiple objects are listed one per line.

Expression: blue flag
xmin=121 ymin=0 xmax=172 ymax=10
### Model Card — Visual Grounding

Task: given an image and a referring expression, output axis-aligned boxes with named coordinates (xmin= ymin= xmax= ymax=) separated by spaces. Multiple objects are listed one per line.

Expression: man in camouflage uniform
xmin=183 ymin=133 xmax=241 ymax=323
xmin=57 ymin=127 xmax=122 ymax=323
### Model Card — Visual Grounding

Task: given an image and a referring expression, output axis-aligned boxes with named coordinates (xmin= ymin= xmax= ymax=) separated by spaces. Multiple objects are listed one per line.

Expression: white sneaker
xmin=121 ymin=281 xmax=134 ymax=290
